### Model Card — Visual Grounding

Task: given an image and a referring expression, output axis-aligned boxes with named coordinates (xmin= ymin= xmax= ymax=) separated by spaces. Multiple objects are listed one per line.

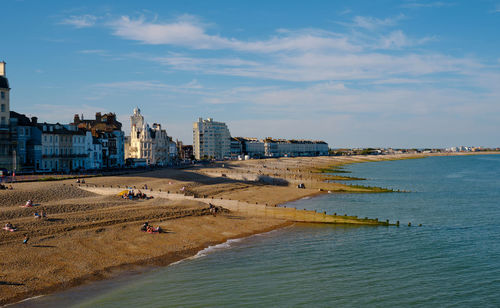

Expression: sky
xmin=1 ymin=0 xmax=500 ymax=148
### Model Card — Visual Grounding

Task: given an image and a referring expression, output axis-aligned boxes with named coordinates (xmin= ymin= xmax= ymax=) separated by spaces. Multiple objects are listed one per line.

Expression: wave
xmin=169 ymin=228 xmax=285 ymax=267
xmin=5 ymin=295 xmax=45 ymax=307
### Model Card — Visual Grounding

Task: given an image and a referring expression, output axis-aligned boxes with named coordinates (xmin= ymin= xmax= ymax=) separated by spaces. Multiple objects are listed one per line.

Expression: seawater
xmin=17 ymin=155 xmax=500 ymax=307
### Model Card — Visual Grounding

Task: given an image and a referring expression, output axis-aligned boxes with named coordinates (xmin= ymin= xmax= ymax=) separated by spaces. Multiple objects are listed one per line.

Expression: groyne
xmin=80 ymin=185 xmax=395 ymax=227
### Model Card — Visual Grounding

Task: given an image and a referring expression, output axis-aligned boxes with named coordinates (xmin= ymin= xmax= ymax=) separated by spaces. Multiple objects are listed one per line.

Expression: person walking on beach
xmin=209 ymin=203 xmax=217 ymax=217
xmin=22 ymin=234 xmax=29 ymax=245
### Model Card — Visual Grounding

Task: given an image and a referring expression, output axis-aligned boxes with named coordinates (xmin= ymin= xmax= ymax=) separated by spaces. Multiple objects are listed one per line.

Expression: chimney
xmin=0 ymin=61 xmax=5 ymax=77
xmin=74 ymin=114 xmax=80 ymax=123
xmin=31 ymin=117 xmax=38 ymax=124
xmin=95 ymin=112 xmax=102 ymax=122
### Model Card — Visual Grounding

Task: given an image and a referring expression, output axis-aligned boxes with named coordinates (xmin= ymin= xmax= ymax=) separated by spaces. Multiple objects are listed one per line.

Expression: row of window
xmin=43 ymin=147 xmax=86 ymax=155
xmin=42 ymin=135 xmax=85 ymax=143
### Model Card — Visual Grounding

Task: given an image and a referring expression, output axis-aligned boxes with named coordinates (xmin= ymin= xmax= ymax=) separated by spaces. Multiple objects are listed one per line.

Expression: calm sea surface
xmin=17 ymin=155 xmax=500 ymax=307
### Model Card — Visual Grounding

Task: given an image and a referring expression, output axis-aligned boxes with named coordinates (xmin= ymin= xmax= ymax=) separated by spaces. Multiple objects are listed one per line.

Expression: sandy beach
xmin=1 ymin=152 xmax=497 ymax=305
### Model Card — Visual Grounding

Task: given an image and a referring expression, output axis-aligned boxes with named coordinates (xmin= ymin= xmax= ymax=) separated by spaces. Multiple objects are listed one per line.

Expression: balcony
xmin=42 ymin=154 xmax=89 ymax=158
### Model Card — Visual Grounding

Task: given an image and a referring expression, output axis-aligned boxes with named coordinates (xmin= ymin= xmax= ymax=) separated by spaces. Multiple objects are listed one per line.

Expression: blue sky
xmin=1 ymin=0 xmax=500 ymax=147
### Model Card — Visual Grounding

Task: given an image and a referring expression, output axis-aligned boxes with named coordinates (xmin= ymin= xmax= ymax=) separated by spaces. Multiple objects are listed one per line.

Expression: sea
xmin=13 ymin=154 xmax=500 ymax=307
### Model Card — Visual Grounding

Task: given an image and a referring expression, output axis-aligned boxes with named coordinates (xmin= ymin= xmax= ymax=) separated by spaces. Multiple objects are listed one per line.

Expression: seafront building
xmin=72 ymin=113 xmax=124 ymax=168
xmin=193 ymin=118 xmax=231 ymax=160
xmin=232 ymin=137 xmax=329 ymax=158
xmin=0 ymin=61 xmax=16 ymax=170
xmin=125 ymin=107 xmax=170 ymax=165
xmin=9 ymin=112 xmax=40 ymax=171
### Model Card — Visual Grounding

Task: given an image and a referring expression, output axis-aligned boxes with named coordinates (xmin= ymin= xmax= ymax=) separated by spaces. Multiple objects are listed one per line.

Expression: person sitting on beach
xmin=156 ymin=226 xmax=162 ymax=233
xmin=81 ymin=179 xmax=85 ymax=184
xmin=141 ymin=222 xmax=149 ymax=231
xmin=23 ymin=234 xmax=29 ymax=245
xmin=34 ymin=212 xmax=41 ymax=219
xmin=25 ymin=200 xmax=33 ymax=207
xmin=76 ymin=179 xmax=80 ymax=183
xmin=4 ymin=222 xmax=16 ymax=231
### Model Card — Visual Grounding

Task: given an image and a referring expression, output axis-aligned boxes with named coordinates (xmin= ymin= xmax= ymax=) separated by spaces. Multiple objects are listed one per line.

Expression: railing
xmin=41 ymin=154 xmax=89 ymax=158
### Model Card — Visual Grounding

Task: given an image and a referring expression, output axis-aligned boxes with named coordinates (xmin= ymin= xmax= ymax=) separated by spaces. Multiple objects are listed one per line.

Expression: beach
xmin=0 ymin=152 xmax=497 ymax=305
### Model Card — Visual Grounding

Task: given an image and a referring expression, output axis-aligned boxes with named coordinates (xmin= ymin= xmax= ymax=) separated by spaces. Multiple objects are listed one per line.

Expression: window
xmin=1 ymin=117 xmax=5 ymax=125
xmin=1 ymin=104 xmax=4 ymax=112
xmin=0 ymin=91 xmax=4 ymax=99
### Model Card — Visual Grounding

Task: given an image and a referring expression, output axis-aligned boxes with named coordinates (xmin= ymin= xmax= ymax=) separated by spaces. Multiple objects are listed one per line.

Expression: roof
xmin=0 ymin=76 xmax=9 ymax=89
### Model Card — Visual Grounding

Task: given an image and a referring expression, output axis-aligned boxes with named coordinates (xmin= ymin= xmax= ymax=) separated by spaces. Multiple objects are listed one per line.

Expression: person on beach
xmin=141 ymin=222 xmax=149 ymax=231
xmin=23 ymin=234 xmax=29 ymax=245
xmin=4 ymin=222 xmax=16 ymax=231
xmin=209 ymin=203 xmax=217 ymax=217
xmin=25 ymin=200 xmax=33 ymax=207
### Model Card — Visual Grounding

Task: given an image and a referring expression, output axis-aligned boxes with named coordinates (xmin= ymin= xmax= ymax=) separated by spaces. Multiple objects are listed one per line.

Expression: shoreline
xmin=5 ymin=221 xmax=292 ymax=307
xmin=2 ymin=152 xmax=498 ymax=306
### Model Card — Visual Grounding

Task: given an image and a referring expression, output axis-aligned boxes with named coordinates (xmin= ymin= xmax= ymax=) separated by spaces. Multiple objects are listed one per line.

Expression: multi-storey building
xmin=193 ymin=118 xmax=231 ymax=160
xmin=0 ymin=61 xmax=15 ymax=170
xmin=126 ymin=107 xmax=170 ymax=165
xmin=85 ymin=136 xmax=103 ymax=170
xmin=9 ymin=112 xmax=41 ymax=171
xmin=232 ymin=137 xmax=329 ymax=158
xmin=38 ymin=123 xmax=91 ymax=172
xmin=72 ymin=112 xmax=124 ymax=168
xmin=263 ymin=138 xmax=329 ymax=157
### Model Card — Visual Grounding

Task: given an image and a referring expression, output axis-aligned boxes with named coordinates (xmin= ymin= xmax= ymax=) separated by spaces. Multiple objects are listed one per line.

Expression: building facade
xmin=72 ymin=112 xmax=124 ymax=168
xmin=193 ymin=118 xmax=231 ymax=160
xmin=126 ymin=107 xmax=170 ymax=165
xmin=9 ymin=112 xmax=40 ymax=171
xmin=263 ymin=139 xmax=329 ymax=157
xmin=232 ymin=137 xmax=329 ymax=158
xmin=0 ymin=61 xmax=15 ymax=170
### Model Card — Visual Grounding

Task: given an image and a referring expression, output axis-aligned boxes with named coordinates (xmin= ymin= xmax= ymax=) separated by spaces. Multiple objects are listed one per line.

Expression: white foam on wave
xmin=169 ymin=238 xmax=243 ymax=266
xmin=169 ymin=227 xmax=285 ymax=267
xmin=5 ymin=295 xmax=45 ymax=306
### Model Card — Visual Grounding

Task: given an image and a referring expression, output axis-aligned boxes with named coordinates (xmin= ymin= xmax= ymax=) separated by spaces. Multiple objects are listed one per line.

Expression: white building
xmin=85 ymin=134 xmax=102 ymax=170
xmin=0 ymin=61 xmax=13 ymax=170
xmin=263 ymin=139 xmax=329 ymax=157
xmin=232 ymin=137 xmax=329 ymax=158
xmin=39 ymin=123 xmax=92 ymax=172
xmin=126 ymin=107 xmax=170 ymax=165
xmin=193 ymin=118 xmax=231 ymax=160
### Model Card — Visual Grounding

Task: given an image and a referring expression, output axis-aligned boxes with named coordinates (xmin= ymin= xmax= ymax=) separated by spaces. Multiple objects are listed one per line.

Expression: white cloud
xmin=108 ymin=16 xmax=359 ymax=52
xmin=79 ymin=49 xmax=108 ymax=54
xmin=400 ymin=1 xmax=452 ymax=9
xmin=152 ymin=51 xmax=481 ymax=82
xmin=377 ymin=30 xmax=434 ymax=49
xmin=348 ymin=14 xmax=405 ymax=31
xmin=60 ymin=14 xmax=97 ymax=28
